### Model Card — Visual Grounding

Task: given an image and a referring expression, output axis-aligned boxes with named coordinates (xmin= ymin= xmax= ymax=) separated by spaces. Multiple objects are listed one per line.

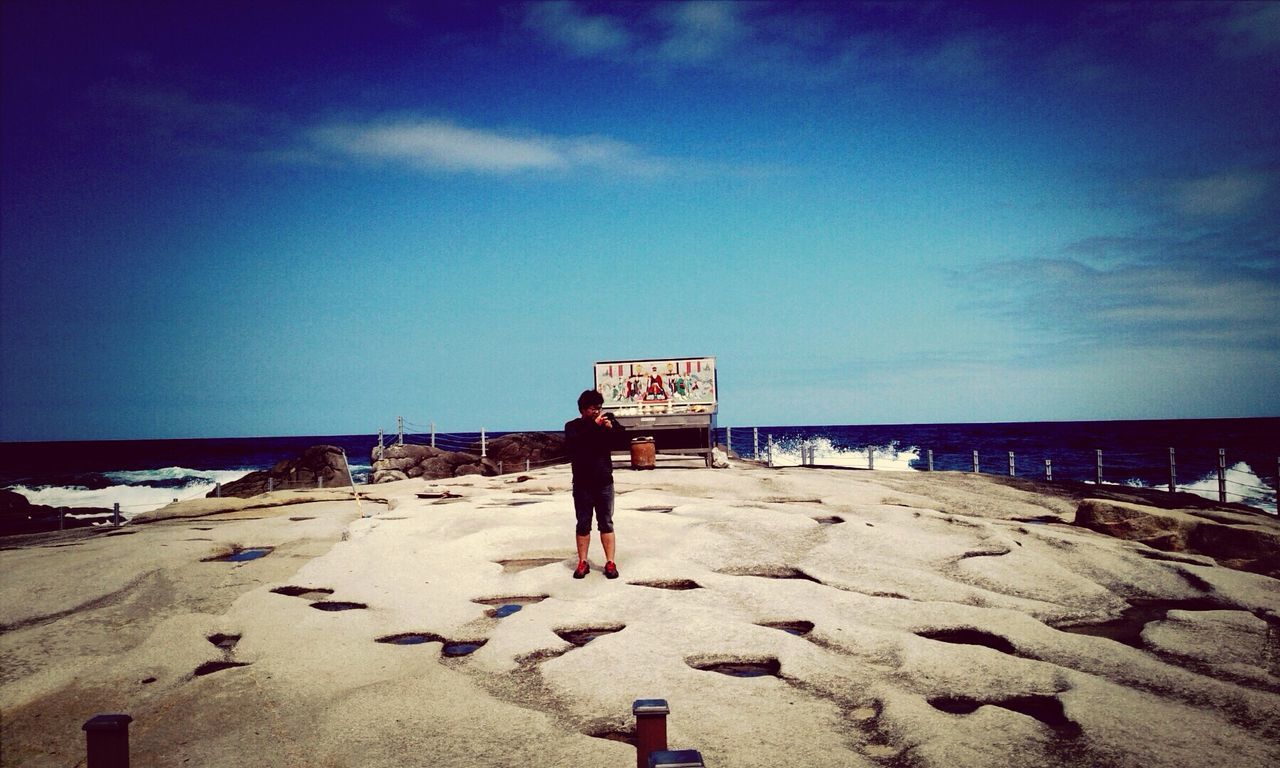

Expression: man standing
xmin=565 ymin=389 xmax=625 ymax=579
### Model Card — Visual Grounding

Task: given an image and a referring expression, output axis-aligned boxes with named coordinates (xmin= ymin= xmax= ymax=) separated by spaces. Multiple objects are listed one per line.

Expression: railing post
xmin=498 ymin=461 xmax=503 ymax=475
xmin=1218 ymin=448 xmax=1227 ymax=503
xmin=377 ymin=429 xmax=384 ymax=459
xmin=649 ymin=750 xmax=705 ymax=768
xmin=267 ymin=477 xmax=274 ymax=493
xmin=113 ymin=503 xmax=121 ymax=526
xmin=526 ymin=459 xmax=530 ymax=472
xmin=753 ymin=427 xmax=759 ymax=460
xmin=215 ymin=483 xmax=222 ymax=498
xmin=397 ymin=416 xmax=404 ymax=446
xmin=972 ymin=451 xmax=979 ymax=474
xmin=1168 ymin=447 xmax=1176 ymax=494
xmin=633 ymin=699 xmax=670 ymax=768
xmin=430 ymin=421 xmax=436 ymax=449
xmin=766 ymin=434 xmax=773 ymax=467
xmin=318 ymin=475 xmax=324 ymax=489
xmin=481 ymin=428 xmax=487 ymax=458
xmin=1008 ymin=451 xmax=1015 ymax=477
xmin=927 ymin=449 xmax=933 ymax=471
xmin=726 ymin=426 xmax=732 ymax=454
xmin=83 ymin=713 xmax=132 ymax=768
xmin=1045 ymin=458 xmax=1052 ymax=482
xmin=1095 ymin=449 xmax=1103 ymax=486
xmin=867 ymin=445 xmax=874 ymax=471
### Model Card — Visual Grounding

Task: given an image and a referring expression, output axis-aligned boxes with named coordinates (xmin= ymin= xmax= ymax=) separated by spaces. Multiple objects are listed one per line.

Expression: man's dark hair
xmin=577 ymin=389 xmax=604 ymax=411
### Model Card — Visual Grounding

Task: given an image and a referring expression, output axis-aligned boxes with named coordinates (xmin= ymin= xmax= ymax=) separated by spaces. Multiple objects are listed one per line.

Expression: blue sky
xmin=2 ymin=1 xmax=1277 ymax=440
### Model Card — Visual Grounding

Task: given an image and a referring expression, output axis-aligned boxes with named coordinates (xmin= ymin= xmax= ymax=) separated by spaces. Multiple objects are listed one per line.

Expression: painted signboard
xmin=594 ymin=357 xmax=717 ymax=416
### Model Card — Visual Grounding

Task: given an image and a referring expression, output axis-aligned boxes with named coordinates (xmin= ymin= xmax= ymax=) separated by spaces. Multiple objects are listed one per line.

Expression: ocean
xmin=1 ymin=418 xmax=1275 ymax=519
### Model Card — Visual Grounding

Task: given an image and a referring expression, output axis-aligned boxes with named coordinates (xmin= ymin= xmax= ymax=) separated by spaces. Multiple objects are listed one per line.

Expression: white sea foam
xmin=1100 ymin=462 xmax=1276 ymax=515
xmin=12 ymin=468 xmax=252 ymax=519
xmin=759 ymin=438 xmax=920 ymax=471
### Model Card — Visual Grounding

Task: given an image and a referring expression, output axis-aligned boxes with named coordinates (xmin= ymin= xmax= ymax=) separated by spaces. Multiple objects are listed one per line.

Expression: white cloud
xmin=523 ymin=0 xmax=631 ymax=57
xmin=655 ymin=1 xmax=750 ymax=63
xmin=308 ymin=118 xmax=675 ymax=176
xmin=1171 ymin=171 xmax=1271 ymax=217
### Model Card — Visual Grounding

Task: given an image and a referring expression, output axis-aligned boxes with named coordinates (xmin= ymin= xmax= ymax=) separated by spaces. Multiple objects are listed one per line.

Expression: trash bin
xmin=630 ymin=437 xmax=656 ymax=470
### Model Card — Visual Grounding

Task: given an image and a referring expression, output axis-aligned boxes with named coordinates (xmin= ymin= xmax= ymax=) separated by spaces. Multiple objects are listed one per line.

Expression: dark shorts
xmin=573 ymin=484 xmax=614 ymax=536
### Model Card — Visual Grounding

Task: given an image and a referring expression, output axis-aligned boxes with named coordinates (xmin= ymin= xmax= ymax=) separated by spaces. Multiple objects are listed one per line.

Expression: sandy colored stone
xmin=2 ymin=462 xmax=1278 ymax=767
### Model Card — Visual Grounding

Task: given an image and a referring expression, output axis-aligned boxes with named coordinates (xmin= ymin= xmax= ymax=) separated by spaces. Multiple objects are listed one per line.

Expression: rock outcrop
xmin=0 ymin=488 xmax=111 ymax=536
xmin=370 ymin=432 xmax=566 ymax=483
xmin=1075 ymin=498 xmax=1280 ymax=578
xmin=210 ymin=445 xmax=352 ymax=498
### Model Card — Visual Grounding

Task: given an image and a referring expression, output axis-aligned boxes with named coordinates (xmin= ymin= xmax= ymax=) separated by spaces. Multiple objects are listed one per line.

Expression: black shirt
xmin=565 ymin=414 xmax=625 ymax=487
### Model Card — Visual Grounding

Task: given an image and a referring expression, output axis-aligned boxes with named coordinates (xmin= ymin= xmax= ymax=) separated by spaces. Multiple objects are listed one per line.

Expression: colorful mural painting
xmin=594 ymin=357 xmax=717 ymax=415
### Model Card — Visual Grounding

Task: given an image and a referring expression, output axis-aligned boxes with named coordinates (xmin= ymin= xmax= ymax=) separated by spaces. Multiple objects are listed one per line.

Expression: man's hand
xmin=595 ymin=413 xmax=613 ymax=428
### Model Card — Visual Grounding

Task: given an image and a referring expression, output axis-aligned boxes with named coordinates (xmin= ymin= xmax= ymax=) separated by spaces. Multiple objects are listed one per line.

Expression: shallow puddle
xmin=473 ymin=595 xmax=547 ymax=618
xmin=272 ymin=586 xmax=335 ymax=599
xmin=759 ymin=621 xmax=815 ymax=636
xmin=917 ymin=628 xmax=1017 ymax=654
xmin=555 ymin=625 xmax=625 ymax=646
xmin=442 ymin=641 xmax=486 ymax=657
xmin=690 ymin=658 xmax=781 ymax=677
xmin=928 ymin=694 xmax=1080 ymax=737
xmin=628 ymin=579 xmax=701 ymax=590
xmin=377 ymin=632 xmax=446 ymax=645
xmin=202 ymin=546 xmax=274 ymax=563
xmin=193 ymin=661 xmax=250 ymax=677
xmin=207 ymin=633 xmax=241 ymax=650
xmin=497 ymin=558 xmax=562 ymax=573
xmin=310 ymin=601 xmax=367 ymax=612
xmin=1053 ymin=598 xmax=1233 ymax=647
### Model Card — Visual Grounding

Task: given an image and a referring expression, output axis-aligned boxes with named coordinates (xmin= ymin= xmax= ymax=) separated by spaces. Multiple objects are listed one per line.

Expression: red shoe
xmin=573 ymin=560 xmax=590 ymax=579
xmin=604 ymin=561 xmax=619 ymax=579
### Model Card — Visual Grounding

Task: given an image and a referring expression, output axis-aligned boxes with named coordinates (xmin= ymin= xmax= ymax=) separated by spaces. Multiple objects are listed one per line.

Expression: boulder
xmin=1074 ymin=498 xmax=1280 ymax=578
xmin=370 ymin=433 xmax=566 ymax=482
xmin=211 ymin=445 xmax=352 ymax=498
xmin=0 ymin=488 xmax=106 ymax=536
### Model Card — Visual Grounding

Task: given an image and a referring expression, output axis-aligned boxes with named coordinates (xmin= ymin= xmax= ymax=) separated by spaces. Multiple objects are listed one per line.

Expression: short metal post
xmin=1218 ymin=448 xmax=1227 ymax=503
xmin=397 ymin=416 xmax=404 ymax=446
xmin=867 ymin=445 xmax=874 ymax=470
xmin=1008 ymin=451 xmax=1015 ymax=477
xmin=649 ymin=750 xmax=705 ymax=768
xmin=377 ymin=429 xmax=384 ymax=459
xmin=267 ymin=477 xmax=274 ymax=493
xmin=498 ymin=461 xmax=503 ymax=475
xmin=113 ymin=503 xmax=121 ymax=526
xmin=927 ymin=449 xmax=933 ymax=471
xmin=766 ymin=434 xmax=774 ymax=468
xmin=726 ymin=426 xmax=732 ymax=454
xmin=1095 ymin=449 xmax=1103 ymax=486
xmin=1168 ymin=448 xmax=1176 ymax=494
xmin=215 ymin=483 xmax=222 ymax=498
xmin=972 ymin=451 xmax=979 ymax=474
xmin=83 ymin=713 xmax=132 ymax=768
xmin=430 ymin=421 xmax=436 ymax=448
xmin=1045 ymin=458 xmax=1052 ymax=482
xmin=634 ymin=699 xmax=670 ymax=768
xmin=319 ymin=475 xmax=325 ymax=489
xmin=525 ymin=459 xmax=530 ymax=472
xmin=753 ymin=427 xmax=759 ymax=460
xmin=481 ymin=428 xmax=487 ymax=458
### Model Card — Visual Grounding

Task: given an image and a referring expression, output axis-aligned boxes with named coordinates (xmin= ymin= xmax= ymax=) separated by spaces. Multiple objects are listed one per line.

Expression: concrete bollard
xmin=649 ymin=749 xmax=705 ymax=767
xmin=83 ymin=713 xmax=132 ymax=768
xmin=633 ymin=698 xmax=670 ymax=768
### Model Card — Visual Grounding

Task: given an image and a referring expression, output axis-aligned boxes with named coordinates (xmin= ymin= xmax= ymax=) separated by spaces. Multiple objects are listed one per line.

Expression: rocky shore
xmin=1 ymin=460 xmax=1277 ymax=767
